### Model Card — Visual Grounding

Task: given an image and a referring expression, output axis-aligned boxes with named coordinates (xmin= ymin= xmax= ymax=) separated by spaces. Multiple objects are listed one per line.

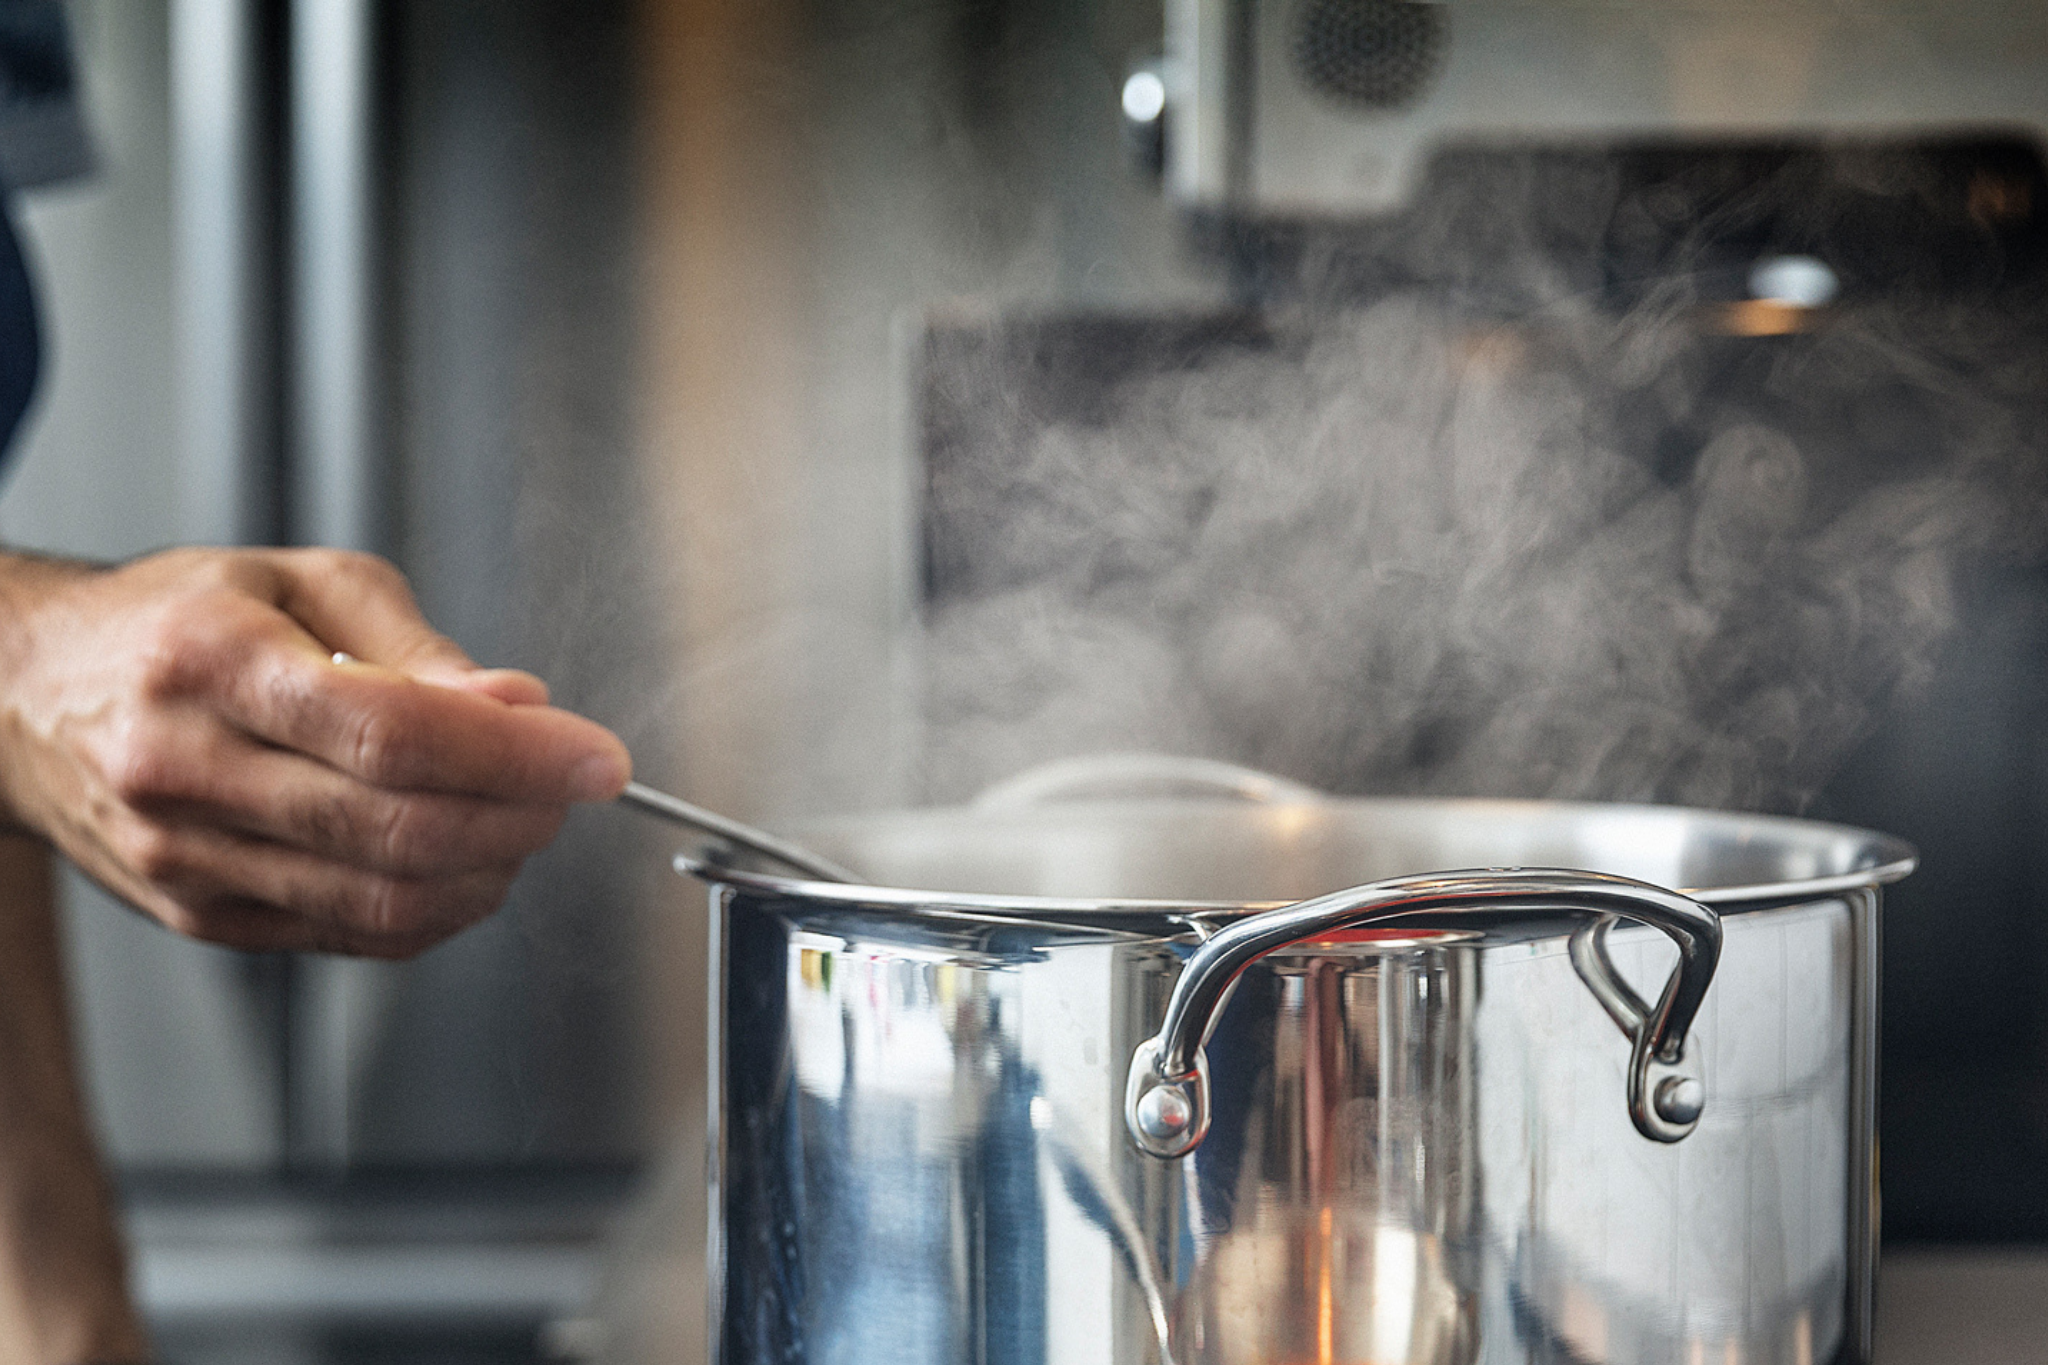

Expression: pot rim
xmin=672 ymin=792 xmax=1918 ymax=917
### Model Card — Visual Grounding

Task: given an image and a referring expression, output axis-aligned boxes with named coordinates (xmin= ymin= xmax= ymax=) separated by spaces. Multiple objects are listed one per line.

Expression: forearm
xmin=0 ymin=833 xmax=149 ymax=1365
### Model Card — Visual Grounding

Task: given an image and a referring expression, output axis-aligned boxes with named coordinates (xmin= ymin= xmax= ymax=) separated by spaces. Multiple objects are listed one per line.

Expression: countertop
xmin=1877 ymin=1247 xmax=2048 ymax=1365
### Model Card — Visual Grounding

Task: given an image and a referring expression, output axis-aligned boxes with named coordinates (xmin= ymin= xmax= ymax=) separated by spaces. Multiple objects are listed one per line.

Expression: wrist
xmin=0 ymin=549 xmax=107 ymax=680
xmin=0 ymin=550 xmax=109 ymax=836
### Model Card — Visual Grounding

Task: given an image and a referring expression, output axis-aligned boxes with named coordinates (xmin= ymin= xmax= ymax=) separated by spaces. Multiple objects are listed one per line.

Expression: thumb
xmin=272 ymin=550 xmax=471 ymax=671
xmin=328 ymin=653 xmax=551 ymax=705
xmin=429 ymin=667 xmax=552 ymax=706
xmin=272 ymin=551 xmax=548 ymax=702
xmin=274 ymin=552 xmax=561 ymax=712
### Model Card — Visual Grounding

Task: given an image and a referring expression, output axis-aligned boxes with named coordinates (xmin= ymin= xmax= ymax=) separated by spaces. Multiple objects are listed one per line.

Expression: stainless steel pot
xmin=685 ymin=757 xmax=1914 ymax=1365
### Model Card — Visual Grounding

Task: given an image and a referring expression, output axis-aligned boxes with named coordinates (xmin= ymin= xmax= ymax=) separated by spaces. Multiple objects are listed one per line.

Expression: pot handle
xmin=972 ymin=752 xmax=1323 ymax=810
xmin=1124 ymin=868 xmax=1722 ymax=1157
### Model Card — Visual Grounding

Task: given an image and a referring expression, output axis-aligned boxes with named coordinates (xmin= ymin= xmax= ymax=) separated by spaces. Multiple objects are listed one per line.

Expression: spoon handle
xmin=617 ymin=781 xmax=859 ymax=884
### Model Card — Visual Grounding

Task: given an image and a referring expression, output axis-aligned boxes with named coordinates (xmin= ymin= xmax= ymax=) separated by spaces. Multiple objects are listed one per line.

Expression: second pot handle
xmin=972 ymin=752 xmax=1323 ymax=811
xmin=1124 ymin=868 xmax=1722 ymax=1157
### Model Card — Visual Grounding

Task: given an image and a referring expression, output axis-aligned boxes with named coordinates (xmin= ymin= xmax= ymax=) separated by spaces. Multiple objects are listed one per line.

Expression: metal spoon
xmin=616 ymin=780 xmax=860 ymax=883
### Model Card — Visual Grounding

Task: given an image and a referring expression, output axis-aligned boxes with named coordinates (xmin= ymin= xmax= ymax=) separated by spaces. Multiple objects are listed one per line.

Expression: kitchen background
xmin=1 ymin=0 xmax=2046 ymax=1361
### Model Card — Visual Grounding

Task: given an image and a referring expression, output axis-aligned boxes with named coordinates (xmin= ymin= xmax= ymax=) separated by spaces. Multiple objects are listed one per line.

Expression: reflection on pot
xmin=1178 ymin=947 xmax=1478 ymax=1365
xmin=1190 ymin=1216 xmax=1465 ymax=1365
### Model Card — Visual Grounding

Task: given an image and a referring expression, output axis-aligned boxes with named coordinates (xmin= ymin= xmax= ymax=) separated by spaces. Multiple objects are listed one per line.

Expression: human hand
xmin=0 ymin=546 xmax=630 ymax=958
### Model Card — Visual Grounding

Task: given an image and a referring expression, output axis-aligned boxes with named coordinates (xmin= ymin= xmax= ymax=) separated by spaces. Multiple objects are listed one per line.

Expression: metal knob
xmin=1654 ymin=1074 xmax=1706 ymax=1126
xmin=1133 ymin=1085 xmax=1193 ymax=1142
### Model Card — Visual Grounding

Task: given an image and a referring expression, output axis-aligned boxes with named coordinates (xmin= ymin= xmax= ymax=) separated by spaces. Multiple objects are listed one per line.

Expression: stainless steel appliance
xmin=5 ymin=5 xmax=657 ymax=1358
xmin=1159 ymin=0 xmax=2048 ymax=218
xmin=694 ymin=769 xmax=1911 ymax=1364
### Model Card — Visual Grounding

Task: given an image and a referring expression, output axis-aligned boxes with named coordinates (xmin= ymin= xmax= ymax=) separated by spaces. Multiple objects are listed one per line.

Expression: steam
xmin=921 ymin=291 xmax=2048 ymax=812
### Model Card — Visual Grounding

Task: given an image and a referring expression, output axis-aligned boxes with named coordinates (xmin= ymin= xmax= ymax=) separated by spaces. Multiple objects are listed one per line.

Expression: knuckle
xmin=136 ymin=585 xmax=275 ymax=702
xmin=346 ymin=708 xmax=416 ymax=787
xmin=151 ymin=899 xmax=206 ymax=940
xmin=290 ymin=546 xmax=348 ymax=575
xmin=117 ymin=823 xmax=185 ymax=883
xmin=135 ymin=612 xmax=216 ymax=700
xmin=204 ymin=548 xmax=289 ymax=599
xmin=176 ymin=549 xmax=248 ymax=590
xmin=259 ymin=648 xmax=328 ymax=728
xmin=356 ymin=875 xmax=436 ymax=938
xmin=373 ymin=798 xmax=443 ymax=871
xmin=106 ymin=732 xmax=176 ymax=805
xmin=316 ymin=548 xmax=408 ymax=595
xmin=299 ymin=790 xmax=361 ymax=851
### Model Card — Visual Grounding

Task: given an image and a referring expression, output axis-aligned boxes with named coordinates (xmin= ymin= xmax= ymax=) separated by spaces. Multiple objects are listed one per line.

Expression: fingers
xmin=332 ymin=654 xmax=552 ymax=707
xmin=139 ymin=565 xmax=629 ymax=803
xmin=127 ymin=826 xmax=521 ymax=959
xmin=233 ymin=657 xmax=630 ymax=800
xmin=115 ymin=717 xmax=570 ymax=876
xmin=439 ymin=668 xmax=551 ymax=706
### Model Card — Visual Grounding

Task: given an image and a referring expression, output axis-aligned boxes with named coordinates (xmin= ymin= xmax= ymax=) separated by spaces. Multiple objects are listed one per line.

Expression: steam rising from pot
xmin=919 ymin=284 xmax=2048 ymax=812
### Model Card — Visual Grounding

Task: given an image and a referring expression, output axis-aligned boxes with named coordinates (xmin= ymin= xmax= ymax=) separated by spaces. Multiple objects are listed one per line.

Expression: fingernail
xmin=571 ymin=751 xmax=630 ymax=801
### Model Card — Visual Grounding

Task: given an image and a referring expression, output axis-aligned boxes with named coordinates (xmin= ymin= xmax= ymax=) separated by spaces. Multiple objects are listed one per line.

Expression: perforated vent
xmin=1291 ymin=0 xmax=1446 ymax=110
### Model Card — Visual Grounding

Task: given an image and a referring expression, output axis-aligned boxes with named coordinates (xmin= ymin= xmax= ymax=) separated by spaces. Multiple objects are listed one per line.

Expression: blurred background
xmin=2 ymin=0 xmax=2047 ymax=1361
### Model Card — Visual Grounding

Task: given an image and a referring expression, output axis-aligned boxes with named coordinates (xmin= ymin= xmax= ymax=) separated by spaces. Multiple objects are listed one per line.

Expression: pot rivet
xmin=1135 ymin=1085 xmax=1193 ymax=1141
xmin=1654 ymin=1075 xmax=1705 ymax=1126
